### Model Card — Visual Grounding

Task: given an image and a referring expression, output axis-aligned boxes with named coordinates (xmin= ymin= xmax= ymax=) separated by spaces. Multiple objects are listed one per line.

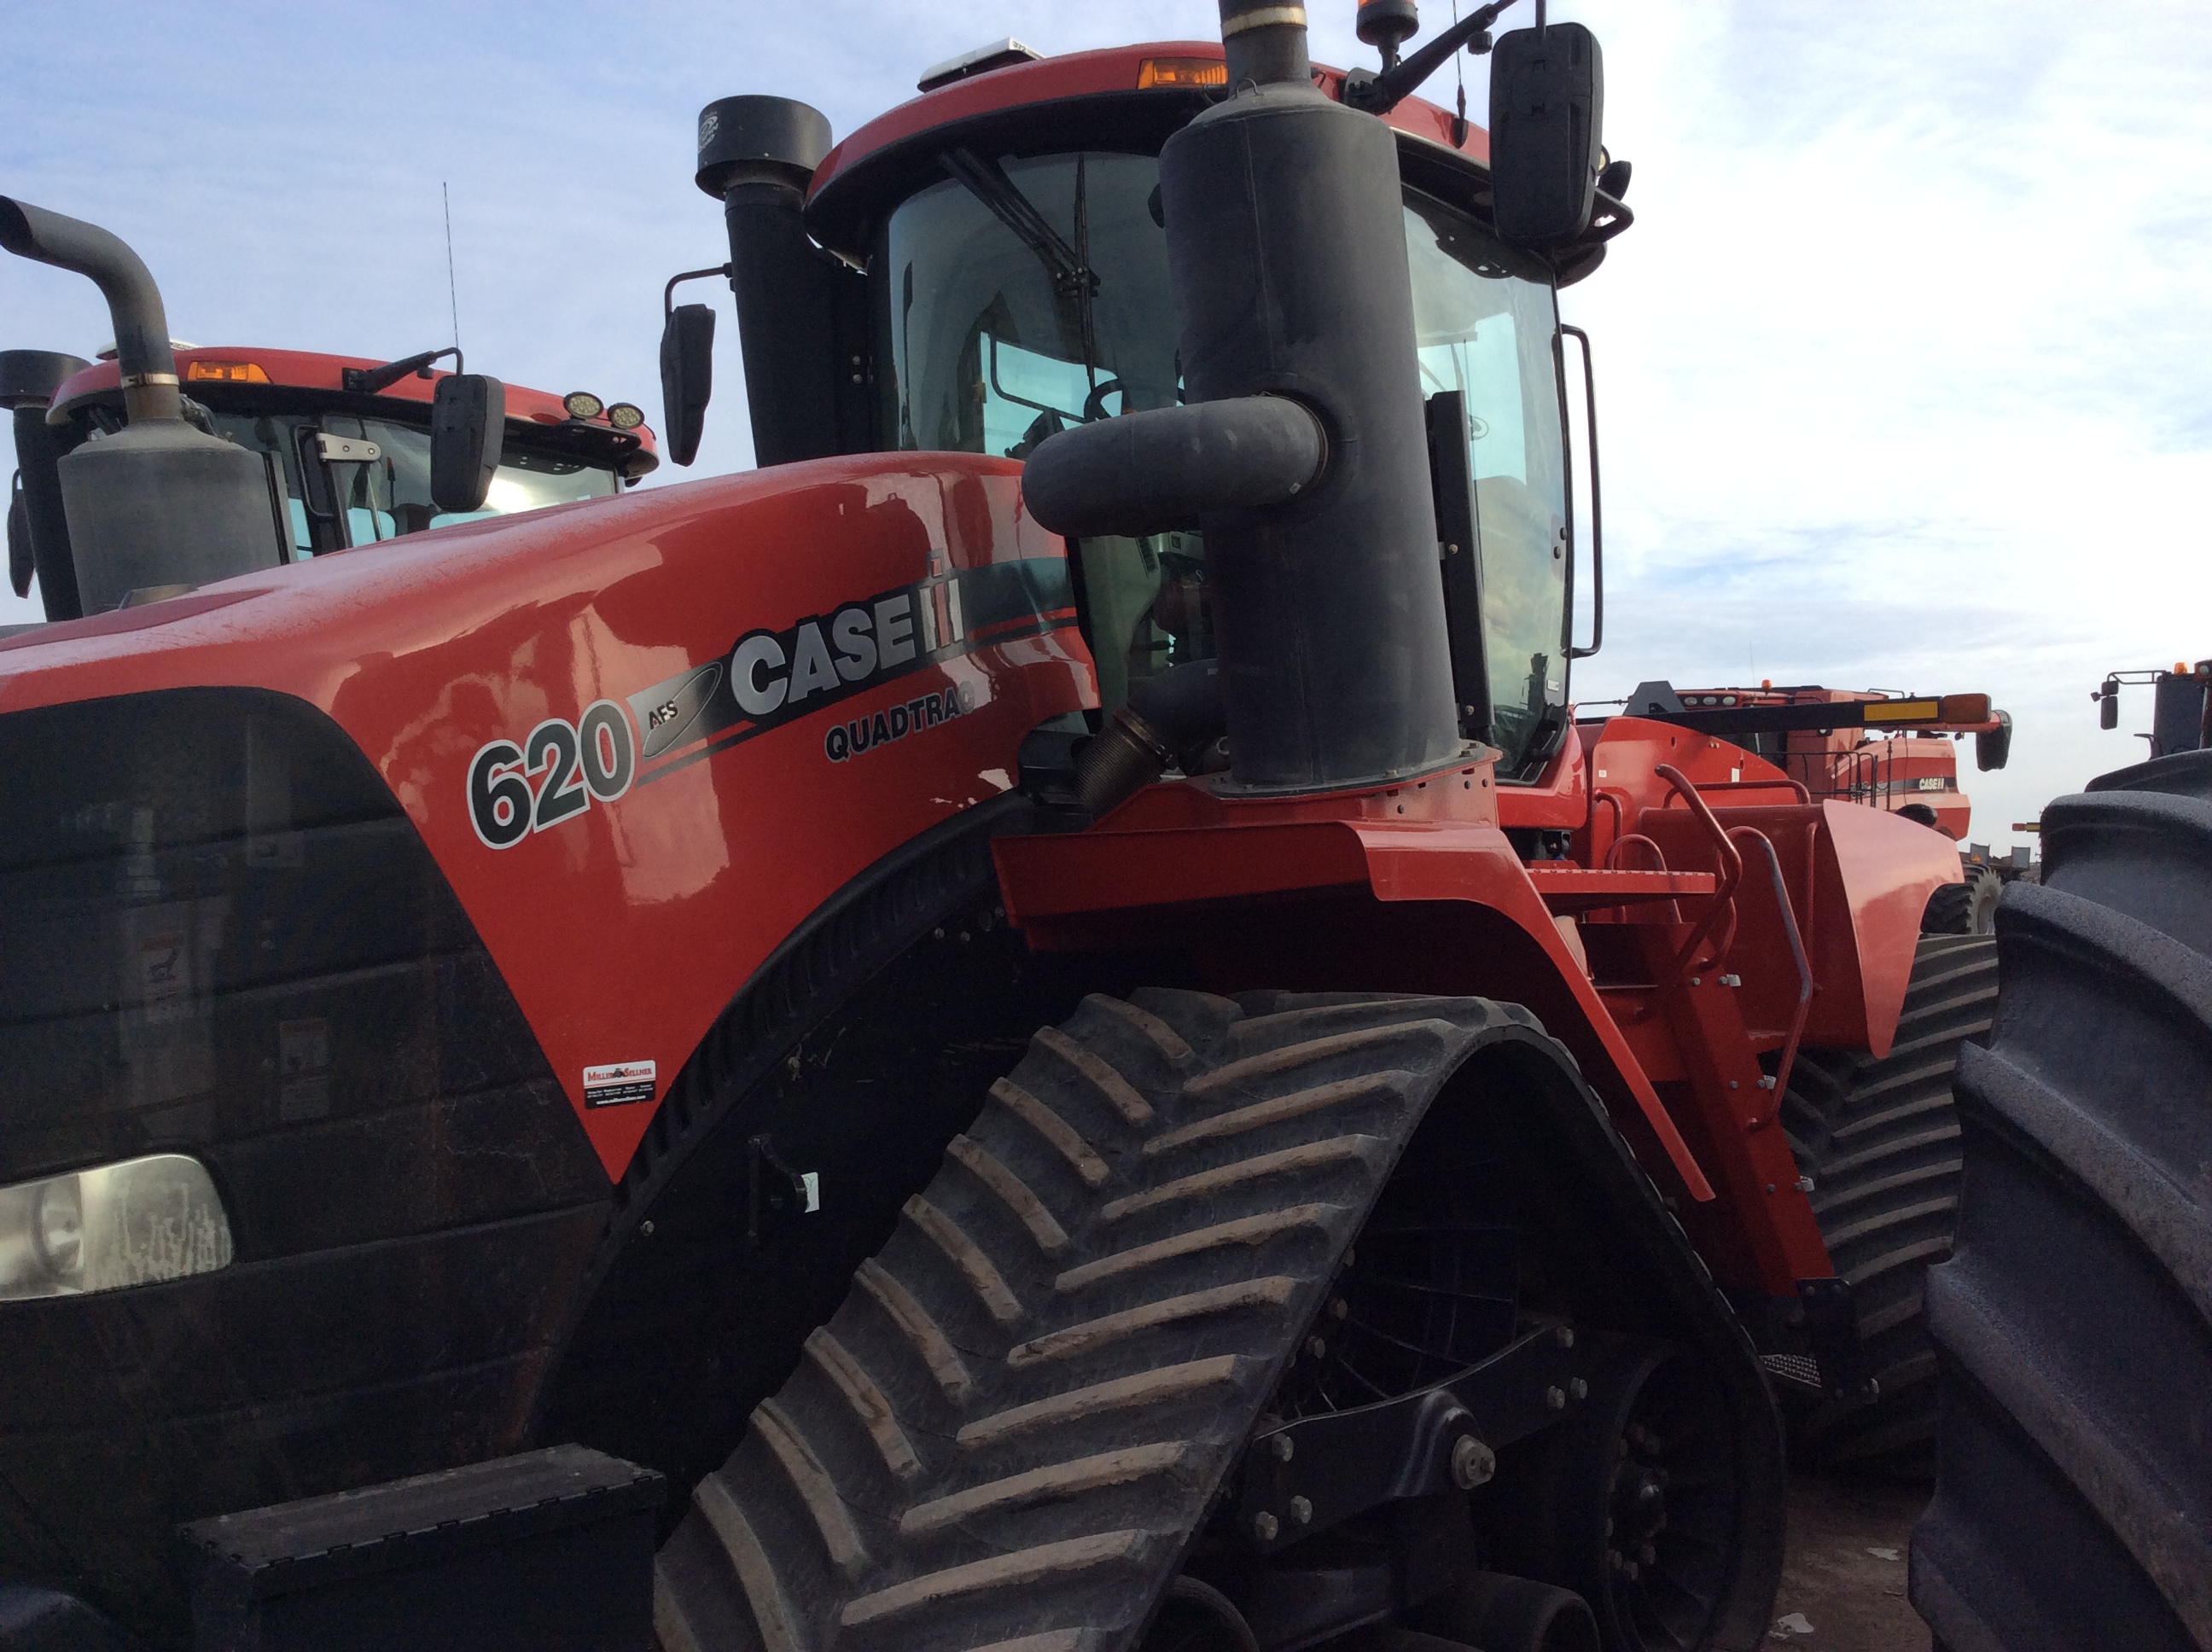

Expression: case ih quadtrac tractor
xmin=6 ymin=339 xmax=657 ymax=622
xmin=1 ymin=5 xmax=2027 ymax=1649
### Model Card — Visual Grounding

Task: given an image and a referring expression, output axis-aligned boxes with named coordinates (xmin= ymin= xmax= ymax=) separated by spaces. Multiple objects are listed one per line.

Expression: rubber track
xmin=652 ymin=989 xmax=1544 ymax=1652
xmin=1778 ymin=934 xmax=1995 ymax=1472
xmin=1912 ymin=779 xmax=2212 ymax=1650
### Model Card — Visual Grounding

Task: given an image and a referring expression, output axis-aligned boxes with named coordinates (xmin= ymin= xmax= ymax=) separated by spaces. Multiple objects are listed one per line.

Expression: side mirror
xmin=1488 ymin=22 xmax=1604 ymax=247
xmin=660 ymin=303 xmax=715 ymax=468
xmin=8 ymin=468 xmax=32 ymax=597
xmin=2098 ymin=677 xmax=2121 ymax=730
xmin=430 ymin=374 xmax=504 ymax=513
xmin=1976 ymin=709 xmax=2013 ymax=772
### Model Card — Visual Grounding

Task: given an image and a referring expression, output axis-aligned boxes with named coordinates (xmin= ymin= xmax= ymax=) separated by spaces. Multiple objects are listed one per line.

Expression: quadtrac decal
xmin=626 ymin=556 xmax=1074 ymax=785
xmin=469 ymin=701 xmax=636 ymax=850
xmin=826 ymin=682 xmax=979 ymax=763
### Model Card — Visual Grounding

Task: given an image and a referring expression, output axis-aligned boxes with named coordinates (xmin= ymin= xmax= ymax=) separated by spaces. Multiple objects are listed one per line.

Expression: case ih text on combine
xmin=1 ymin=3 xmax=2201 ymax=1650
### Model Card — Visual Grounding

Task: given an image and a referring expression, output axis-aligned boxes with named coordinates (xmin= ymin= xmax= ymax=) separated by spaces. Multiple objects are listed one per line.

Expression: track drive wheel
xmin=652 ymin=990 xmax=1780 ymax=1652
xmin=1480 ymin=1341 xmax=1745 ymax=1652
xmin=1911 ymin=771 xmax=2212 ymax=1649
xmin=1778 ymin=935 xmax=1996 ymax=1474
xmin=1921 ymin=867 xmax=2001 ymax=936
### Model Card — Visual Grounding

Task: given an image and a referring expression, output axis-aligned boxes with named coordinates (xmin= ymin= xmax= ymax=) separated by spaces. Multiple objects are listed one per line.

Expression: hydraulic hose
xmin=0 ymin=198 xmax=180 ymax=423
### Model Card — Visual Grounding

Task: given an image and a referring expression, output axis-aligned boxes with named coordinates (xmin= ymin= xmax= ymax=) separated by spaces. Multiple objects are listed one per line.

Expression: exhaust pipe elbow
xmin=1074 ymin=662 xmax=1227 ymax=817
xmin=1022 ymin=394 xmax=1326 ymax=541
xmin=0 ymin=198 xmax=180 ymax=423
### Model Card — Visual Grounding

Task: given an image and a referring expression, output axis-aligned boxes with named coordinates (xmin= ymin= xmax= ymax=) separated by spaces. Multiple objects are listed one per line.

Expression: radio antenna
xmin=442 ymin=183 xmax=462 ymax=354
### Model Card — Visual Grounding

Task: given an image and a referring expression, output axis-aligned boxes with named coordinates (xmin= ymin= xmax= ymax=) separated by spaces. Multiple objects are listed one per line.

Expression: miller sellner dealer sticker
xmin=584 ymin=1060 xmax=657 ymax=1108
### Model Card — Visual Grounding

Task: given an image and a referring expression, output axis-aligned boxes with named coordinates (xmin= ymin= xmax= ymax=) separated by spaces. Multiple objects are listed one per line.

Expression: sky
xmin=4 ymin=2 xmax=2209 ymax=848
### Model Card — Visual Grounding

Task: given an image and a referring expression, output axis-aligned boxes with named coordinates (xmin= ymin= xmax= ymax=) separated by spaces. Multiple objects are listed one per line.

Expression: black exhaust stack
xmin=1025 ymin=0 xmax=1461 ymax=796
xmin=0 ymin=198 xmax=282 ymax=612
xmin=694 ymin=96 xmax=867 ymax=467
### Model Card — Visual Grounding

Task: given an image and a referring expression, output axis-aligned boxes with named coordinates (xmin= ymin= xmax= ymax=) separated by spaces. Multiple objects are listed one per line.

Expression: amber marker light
xmin=607 ymin=402 xmax=646 ymax=431
xmin=1138 ymin=57 xmax=1230 ymax=89
xmin=184 ymin=361 xmax=270 ymax=383
xmin=562 ymin=390 xmax=605 ymax=421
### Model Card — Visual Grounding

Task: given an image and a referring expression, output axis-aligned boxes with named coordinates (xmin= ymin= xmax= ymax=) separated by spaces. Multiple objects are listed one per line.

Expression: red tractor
xmin=6 ymin=340 xmax=657 ymax=620
xmin=0 ymin=6 xmax=2013 ymax=1649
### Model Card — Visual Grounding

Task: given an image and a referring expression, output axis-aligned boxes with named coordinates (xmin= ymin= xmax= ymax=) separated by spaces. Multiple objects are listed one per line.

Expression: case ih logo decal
xmin=626 ymin=556 xmax=1073 ymax=783
xmin=469 ymin=702 xmax=636 ymax=850
xmin=461 ymin=558 xmax=1071 ymax=848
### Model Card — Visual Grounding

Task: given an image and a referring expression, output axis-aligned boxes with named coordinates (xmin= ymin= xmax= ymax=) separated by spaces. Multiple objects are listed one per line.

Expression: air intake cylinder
xmin=1024 ymin=0 xmax=1462 ymax=792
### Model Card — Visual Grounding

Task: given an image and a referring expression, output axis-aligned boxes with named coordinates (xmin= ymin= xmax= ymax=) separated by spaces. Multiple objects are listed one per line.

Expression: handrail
xmin=1657 ymin=776 xmax=1813 ymax=806
xmin=1610 ymin=760 xmax=1743 ymax=1021
xmin=1604 ymin=831 xmax=1668 ymax=872
xmin=1650 ymin=763 xmax=1744 ymax=998
xmin=1589 ymin=787 xmax=1625 ymax=857
xmin=1729 ymin=825 xmax=1813 ymax=1124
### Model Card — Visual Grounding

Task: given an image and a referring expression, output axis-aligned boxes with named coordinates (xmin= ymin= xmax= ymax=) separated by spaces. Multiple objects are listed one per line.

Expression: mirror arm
xmin=1561 ymin=323 xmax=1603 ymax=660
xmin=1351 ymin=0 xmax=1518 ymax=113
xmin=665 ymin=263 xmax=732 ymax=321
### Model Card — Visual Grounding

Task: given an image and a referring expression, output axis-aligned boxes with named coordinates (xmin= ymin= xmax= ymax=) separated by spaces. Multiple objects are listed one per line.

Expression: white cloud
xmin=5 ymin=2 xmax=2205 ymax=842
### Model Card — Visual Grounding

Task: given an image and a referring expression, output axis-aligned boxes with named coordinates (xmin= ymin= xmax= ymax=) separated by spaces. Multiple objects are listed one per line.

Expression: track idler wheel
xmin=1483 ymin=1341 xmax=1745 ymax=1652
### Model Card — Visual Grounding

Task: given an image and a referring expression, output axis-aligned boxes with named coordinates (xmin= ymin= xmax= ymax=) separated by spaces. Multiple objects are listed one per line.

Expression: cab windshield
xmin=207 ymin=409 xmax=620 ymax=556
xmin=875 ymin=149 xmax=1571 ymax=773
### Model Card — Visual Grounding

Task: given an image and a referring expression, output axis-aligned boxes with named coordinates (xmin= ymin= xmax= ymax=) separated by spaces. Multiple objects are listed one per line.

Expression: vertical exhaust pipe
xmin=0 ymin=199 xmax=282 ymax=610
xmin=694 ymin=96 xmax=853 ymax=467
xmin=1025 ymin=0 xmax=1462 ymax=794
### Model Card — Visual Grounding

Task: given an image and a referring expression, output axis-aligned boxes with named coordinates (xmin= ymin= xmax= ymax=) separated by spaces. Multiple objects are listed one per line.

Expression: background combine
xmin=1613 ymin=680 xmax=2017 ymax=935
xmin=0 ymin=4 xmax=2025 ymax=1649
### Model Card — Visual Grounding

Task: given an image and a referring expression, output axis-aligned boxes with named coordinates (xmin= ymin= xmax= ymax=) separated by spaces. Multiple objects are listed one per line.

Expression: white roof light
xmin=917 ymin=38 xmax=1044 ymax=94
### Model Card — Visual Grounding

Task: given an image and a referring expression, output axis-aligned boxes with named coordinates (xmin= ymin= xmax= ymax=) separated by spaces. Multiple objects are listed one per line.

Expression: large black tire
xmin=1911 ymin=766 xmax=2212 ymax=1649
xmin=1923 ymin=868 xmax=2002 ymax=936
xmin=1779 ymin=934 xmax=1996 ymax=1474
xmin=653 ymin=990 xmax=1784 ymax=1652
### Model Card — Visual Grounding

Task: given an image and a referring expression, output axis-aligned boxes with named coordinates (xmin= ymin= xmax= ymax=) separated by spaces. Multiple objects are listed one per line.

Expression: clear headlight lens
xmin=0 ymin=1155 xmax=233 ymax=1302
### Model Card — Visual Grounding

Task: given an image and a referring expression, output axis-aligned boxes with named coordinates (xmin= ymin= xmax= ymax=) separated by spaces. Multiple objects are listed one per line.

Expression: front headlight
xmin=0 ymin=1155 xmax=233 ymax=1301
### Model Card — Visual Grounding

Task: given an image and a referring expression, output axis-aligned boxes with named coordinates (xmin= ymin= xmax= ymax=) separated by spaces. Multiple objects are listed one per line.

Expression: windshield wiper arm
xmin=940 ymin=148 xmax=1097 ymax=300
xmin=344 ymin=346 xmax=462 ymax=396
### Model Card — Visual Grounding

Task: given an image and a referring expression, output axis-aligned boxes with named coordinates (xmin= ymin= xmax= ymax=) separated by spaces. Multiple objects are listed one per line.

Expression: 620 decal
xmin=469 ymin=702 xmax=636 ymax=849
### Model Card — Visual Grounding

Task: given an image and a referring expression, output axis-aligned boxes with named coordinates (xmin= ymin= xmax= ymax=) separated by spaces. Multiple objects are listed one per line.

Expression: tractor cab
xmin=668 ymin=38 xmax=1628 ymax=779
xmin=5 ymin=342 xmax=657 ymax=620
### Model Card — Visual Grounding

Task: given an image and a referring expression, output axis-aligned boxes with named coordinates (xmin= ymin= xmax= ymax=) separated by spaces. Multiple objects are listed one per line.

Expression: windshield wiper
xmin=940 ymin=148 xmax=1101 ymax=398
xmin=941 ymin=148 xmax=1093 ymax=297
